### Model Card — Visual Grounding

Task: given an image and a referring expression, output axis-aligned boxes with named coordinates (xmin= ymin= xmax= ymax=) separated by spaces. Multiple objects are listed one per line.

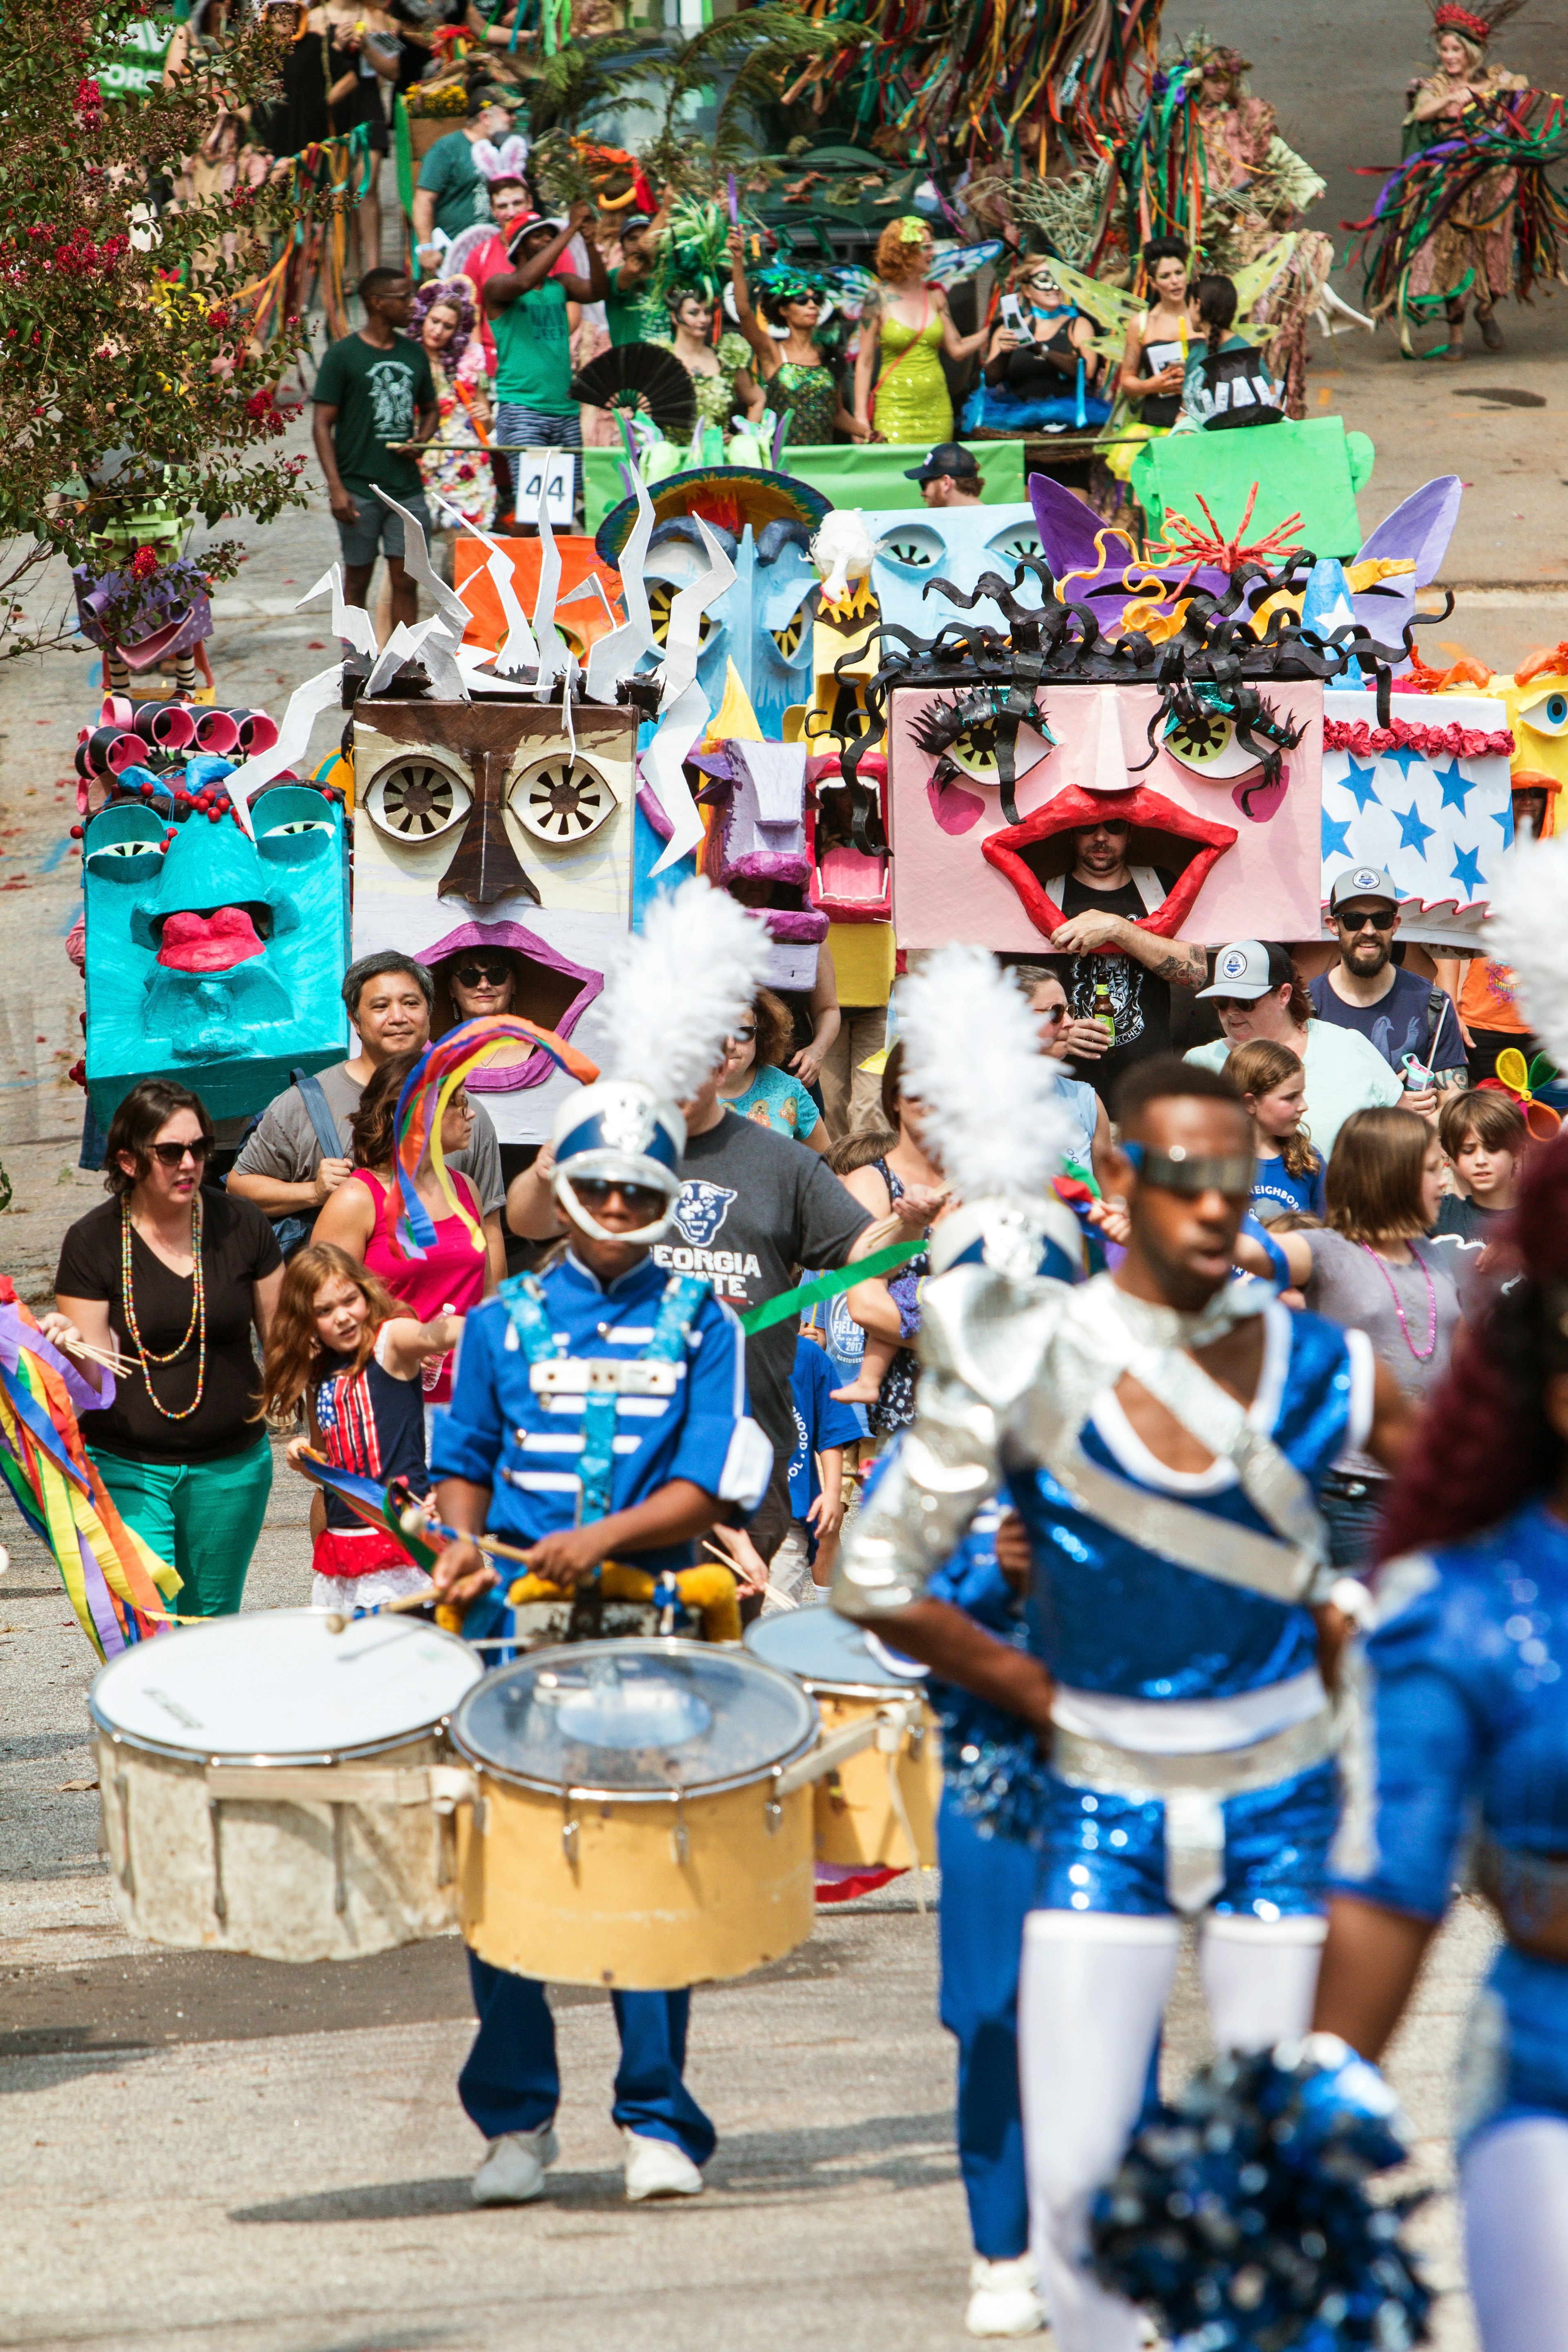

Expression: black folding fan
xmin=569 ymin=341 xmax=699 ymax=442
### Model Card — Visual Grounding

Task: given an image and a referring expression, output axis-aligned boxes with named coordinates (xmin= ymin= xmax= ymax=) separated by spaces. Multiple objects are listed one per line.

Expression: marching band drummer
xmin=429 ymin=883 xmax=776 ymax=2210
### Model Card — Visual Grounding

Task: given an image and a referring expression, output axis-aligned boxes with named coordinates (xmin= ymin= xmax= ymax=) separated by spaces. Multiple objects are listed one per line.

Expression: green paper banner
xmin=738 ymin=1238 xmax=926 ymax=1337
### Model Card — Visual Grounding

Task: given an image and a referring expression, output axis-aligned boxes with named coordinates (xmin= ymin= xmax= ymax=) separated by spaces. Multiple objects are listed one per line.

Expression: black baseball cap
xmin=904 ymin=442 xmax=980 ymax=485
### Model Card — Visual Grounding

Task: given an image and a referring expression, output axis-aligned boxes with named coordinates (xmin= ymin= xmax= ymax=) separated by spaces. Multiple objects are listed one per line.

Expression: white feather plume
xmin=898 ymin=945 xmax=1079 ymax=1202
xmin=596 ymin=879 xmax=774 ymax=1104
xmin=1485 ymin=836 xmax=1568 ymax=1072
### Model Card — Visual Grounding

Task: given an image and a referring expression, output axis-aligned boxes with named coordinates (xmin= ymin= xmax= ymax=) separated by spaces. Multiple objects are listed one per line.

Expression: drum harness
xmin=496 ymin=1270 xmax=713 ymax=1632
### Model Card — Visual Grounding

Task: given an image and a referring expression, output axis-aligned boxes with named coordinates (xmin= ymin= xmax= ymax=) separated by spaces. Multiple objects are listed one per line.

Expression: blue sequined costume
xmin=1340 ymin=1498 xmax=1568 ymax=2148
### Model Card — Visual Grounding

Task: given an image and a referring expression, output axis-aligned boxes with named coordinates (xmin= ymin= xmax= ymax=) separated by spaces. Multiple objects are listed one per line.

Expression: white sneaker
xmin=965 ymin=2252 xmax=1048 ymax=2338
xmin=472 ymin=2123 xmax=559 ymax=2205
xmin=621 ymin=2127 xmax=704 ymax=2202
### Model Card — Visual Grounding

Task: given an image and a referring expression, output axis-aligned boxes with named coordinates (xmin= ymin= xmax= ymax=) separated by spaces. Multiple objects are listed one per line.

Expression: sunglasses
xmin=1080 ymin=820 xmax=1131 ymax=836
xmin=727 ymin=1026 xmax=757 ymax=1046
xmin=148 ymin=1138 xmax=211 ymax=1168
xmin=1124 ymin=1143 xmax=1254 ymax=1200
xmin=1209 ymin=998 xmax=1265 ymax=1017
xmin=453 ymin=962 xmax=512 ymax=988
xmin=572 ymin=1179 xmax=668 ymax=1217
xmin=1336 ymin=908 xmax=1396 ymax=933
xmin=1036 ymin=1004 xmax=1067 ymax=1026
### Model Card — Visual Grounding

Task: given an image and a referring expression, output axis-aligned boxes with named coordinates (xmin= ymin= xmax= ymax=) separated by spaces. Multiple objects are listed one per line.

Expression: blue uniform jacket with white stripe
xmin=430 ymin=1251 xmax=771 ymax=1575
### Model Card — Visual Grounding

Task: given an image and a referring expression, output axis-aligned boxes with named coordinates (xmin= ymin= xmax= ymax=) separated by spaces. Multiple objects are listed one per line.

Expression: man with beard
xmin=1048 ymin=816 xmax=1207 ymax=1104
xmin=1307 ymin=865 xmax=1468 ymax=1118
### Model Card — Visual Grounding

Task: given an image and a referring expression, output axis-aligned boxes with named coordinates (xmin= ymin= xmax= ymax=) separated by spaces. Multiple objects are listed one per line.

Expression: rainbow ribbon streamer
xmin=0 ymin=1287 xmax=179 ymax=1660
xmin=297 ymin=1452 xmax=443 ymax=1575
xmin=391 ymin=1015 xmax=599 ymax=1261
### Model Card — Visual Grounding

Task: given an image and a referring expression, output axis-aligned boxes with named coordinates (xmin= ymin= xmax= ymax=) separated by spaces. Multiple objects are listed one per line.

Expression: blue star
xmin=1433 ymin=757 xmax=1475 ymax=813
xmin=1492 ymin=802 xmax=1516 ymax=843
xmin=1451 ymin=843 xmax=1486 ymax=900
xmin=1321 ymin=811 xmax=1352 ymax=863
xmin=1382 ymin=746 xmax=1432 ymax=783
xmin=1341 ymin=757 xmax=1381 ymax=813
xmin=1394 ymin=802 xmax=1436 ymax=855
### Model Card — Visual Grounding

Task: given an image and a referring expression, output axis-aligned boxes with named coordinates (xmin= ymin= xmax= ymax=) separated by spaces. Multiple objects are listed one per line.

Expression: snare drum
xmin=745 ymin=1609 xmax=940 ymax=1870
xmin=91 ymin=1610 xmax=483 ymax=1962
xmin=451 ymin=1639 xmax=820 ymax=1990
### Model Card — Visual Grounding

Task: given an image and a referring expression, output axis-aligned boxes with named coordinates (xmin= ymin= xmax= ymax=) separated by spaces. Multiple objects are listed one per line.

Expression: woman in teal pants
xmin=53 ymin=1079 xmax=283 ymax=1619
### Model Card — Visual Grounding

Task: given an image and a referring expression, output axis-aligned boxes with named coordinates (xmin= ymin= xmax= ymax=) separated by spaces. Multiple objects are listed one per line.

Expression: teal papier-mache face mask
xmin=82 ymin=766 xmax=350 ymax=1126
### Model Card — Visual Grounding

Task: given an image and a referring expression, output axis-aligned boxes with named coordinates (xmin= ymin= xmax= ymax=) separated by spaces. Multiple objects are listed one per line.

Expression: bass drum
xmin=91 ymin=1610 xmax=483 ymax=1961
xmin=745 ymin=1608 xmax=940 ymax=1870
xmin=452 ymin=1639 xmax=820 ymax=1989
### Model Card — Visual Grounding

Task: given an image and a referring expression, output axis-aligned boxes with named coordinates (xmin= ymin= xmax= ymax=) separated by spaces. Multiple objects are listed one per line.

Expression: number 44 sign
xmin=506 ymin=448 xmax=574 ymax=528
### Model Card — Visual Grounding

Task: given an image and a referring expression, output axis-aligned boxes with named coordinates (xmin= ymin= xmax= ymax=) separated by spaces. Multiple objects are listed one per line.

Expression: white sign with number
xmin=509 ymin=448 xmax=575 ymax=528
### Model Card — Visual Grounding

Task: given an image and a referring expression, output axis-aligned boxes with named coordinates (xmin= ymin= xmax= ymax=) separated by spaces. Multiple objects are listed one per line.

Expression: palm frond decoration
xmin=525 ymin=31 xmax=670 ymax=140
xmin=638 ymin=5 xmax=857 ymax=196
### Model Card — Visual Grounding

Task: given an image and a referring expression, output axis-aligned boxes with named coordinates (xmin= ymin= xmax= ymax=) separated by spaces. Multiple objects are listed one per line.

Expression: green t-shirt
xmin=312 ymin=332 xmax=437 ymax=500
xmin=416 ymin=130 xmax=491 ymax=239
xmin=604 ymin=265 xmax=662 ymax=349
xmin=491 ymin=280 xmax=576 ymax=415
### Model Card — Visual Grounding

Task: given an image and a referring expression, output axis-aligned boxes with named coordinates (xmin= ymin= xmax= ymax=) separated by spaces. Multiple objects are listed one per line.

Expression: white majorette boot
xmin=471 ymin=2122 xmax=559 ymax=2205
xmin=621 ymin=2128 xmax=704 ymax=2201
xmin=964 ymin=2252 xmax=1048 ymax=2337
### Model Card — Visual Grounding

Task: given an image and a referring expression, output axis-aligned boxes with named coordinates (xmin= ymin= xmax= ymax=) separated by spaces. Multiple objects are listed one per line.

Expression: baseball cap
xmin=1196 ymin=940 xmax=1295 ymax=1001
xmin=1328 ymin=864 xmax=1399 ymax=914
xmin=903 ymin=441 xmax=980 ymax=485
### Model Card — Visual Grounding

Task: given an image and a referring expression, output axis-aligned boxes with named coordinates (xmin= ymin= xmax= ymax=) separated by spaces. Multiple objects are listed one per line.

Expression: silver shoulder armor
xmin=831 ymin=1270 xmax=1065 ymax=1624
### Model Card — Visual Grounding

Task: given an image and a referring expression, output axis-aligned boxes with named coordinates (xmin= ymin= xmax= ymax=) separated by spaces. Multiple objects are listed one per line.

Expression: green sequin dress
xmin=764 ymin=359 xmax=840 ymax=448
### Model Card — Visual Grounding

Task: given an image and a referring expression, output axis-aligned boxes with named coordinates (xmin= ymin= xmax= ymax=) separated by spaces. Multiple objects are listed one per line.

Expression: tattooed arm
xmin=1050 ymin=909 xmax=1208 ymax=987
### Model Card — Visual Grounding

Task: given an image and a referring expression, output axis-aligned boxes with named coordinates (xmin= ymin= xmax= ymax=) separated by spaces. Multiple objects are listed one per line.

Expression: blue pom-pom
xmin=1088 ymin=2035 xmax=1432 ymax=2349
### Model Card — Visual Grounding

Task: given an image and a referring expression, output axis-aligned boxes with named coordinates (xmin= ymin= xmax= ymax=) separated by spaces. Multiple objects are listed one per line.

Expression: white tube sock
xmin=1197 ymin=1911 xmax=1327 ymax=2051
xmin=1463 ymin=2114 xmax=1568 ymax=2352
xmin=1018 ymin=1910 xmax=1181 ymax=2352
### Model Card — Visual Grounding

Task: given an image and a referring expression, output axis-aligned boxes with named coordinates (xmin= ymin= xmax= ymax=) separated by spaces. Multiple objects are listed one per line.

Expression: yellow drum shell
xmin=96 ymin=1730 xmax=459 ymax=1962
xmin=809 ymin=1688 xmax=940 ymax=1870
xmin=457 ymin=1768 xmax=816 ymax=1990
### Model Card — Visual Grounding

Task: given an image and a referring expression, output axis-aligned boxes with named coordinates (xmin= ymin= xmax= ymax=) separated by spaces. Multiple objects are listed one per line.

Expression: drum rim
xmin=87 ymin=1608 xmax=483 ymax=1766
xmin=743 ymin=1627 xmax=926 ymax=1703
xmin=450 ymin=1635 xmax=822 ymax=1801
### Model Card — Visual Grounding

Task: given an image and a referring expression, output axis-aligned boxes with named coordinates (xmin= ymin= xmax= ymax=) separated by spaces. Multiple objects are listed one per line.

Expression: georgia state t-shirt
xmin=652 ymin=1109 xmax=869 ymax=1477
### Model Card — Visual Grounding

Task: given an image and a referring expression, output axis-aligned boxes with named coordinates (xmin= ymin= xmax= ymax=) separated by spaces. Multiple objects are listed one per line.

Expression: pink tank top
xmin=355 ymin=1170 xmax=487 ymax=1404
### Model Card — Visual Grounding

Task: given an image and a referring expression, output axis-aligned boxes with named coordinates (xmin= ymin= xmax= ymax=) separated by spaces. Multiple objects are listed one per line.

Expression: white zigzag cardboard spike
xmin=371 ymin=487 xmax=474 ymax=645
xmin=294 ymin=565 xmax=377 ymax=661
xmin=216 ymin=663 xmax=344 ymax=833
xmin=585 ymin=470 xmax=656 ymax=707
xmin=433 ymin=492 xmax=539 ymax=677
xmin=643 ymin=517 xmax=737 ymax=874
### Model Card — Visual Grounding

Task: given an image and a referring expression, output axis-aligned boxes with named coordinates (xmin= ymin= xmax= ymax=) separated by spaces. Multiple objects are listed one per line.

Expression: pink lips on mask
xmin=156 ymin=907 xmax=265 ymax=971
xmin=928 ymin=779 xmax=986 ymax=834
xmin=1233 ymin=771 xmax=1287 ymax=823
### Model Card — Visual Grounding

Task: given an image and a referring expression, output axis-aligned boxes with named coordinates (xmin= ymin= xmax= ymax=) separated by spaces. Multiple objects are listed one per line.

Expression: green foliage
xmin=0 ymin=1 xmax=318 ymax=654
xmin=637 ymin=6 xmax=855 ymax=196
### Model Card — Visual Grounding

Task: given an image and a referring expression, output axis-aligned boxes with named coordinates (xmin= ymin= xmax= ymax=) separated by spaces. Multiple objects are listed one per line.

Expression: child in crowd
xmin=1432 ymin=1088 xmax=1528 ymax=1241
xmin=763 ymin=1327 xmax=865 ymax=1612
xmin=261 ymin=1242 xmax=465 ymax=1613
xmin=1229 ymin=1040 xmax=1326 ymax=1220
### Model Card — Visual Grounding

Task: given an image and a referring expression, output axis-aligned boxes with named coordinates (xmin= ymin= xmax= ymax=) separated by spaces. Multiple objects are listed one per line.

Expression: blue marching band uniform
xmin=837 ymin=1244 xmax=1376 ymax=2352
xmin=432 ymin=1248 xmax=768 ymax=2191
xmin=1339 ymin=1497 xmax=1568 ymax=2351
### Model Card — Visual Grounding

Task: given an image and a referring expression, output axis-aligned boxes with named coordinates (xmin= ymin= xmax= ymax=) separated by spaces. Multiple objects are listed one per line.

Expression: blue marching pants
xmin=937 ymin=1793 xmax=1037 ymax=2260
xmin=938 ymin=1795 xmax=1166 ymax=2261
xmin=458 ymin=1955 xmax=717 ymax=2165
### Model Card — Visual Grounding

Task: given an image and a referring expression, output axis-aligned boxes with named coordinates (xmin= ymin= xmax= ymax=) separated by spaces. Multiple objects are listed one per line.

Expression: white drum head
xmin=744 ymin=1607 xmax=927 ymax=1695
xmin=90 ymin=1609 xmax=483 ymax=1763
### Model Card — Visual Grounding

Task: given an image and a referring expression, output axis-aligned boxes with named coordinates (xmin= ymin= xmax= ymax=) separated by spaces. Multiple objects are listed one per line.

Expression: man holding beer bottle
xmin=1047 ymin=816 xmax=1208 ymax=1105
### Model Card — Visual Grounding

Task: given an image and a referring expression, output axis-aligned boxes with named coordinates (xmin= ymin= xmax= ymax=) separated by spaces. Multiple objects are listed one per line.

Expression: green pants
xmin=90 ymin=1437 xmax=273 ymax=1621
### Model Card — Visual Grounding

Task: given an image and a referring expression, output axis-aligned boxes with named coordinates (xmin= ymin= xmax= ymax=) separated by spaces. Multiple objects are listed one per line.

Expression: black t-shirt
xmin=56 ymin=1191 xmax=283 ymax=1463
xmin=1058 ymin=869 xmax=1177 ymax=1105
xmin=651 ymin=1110 xmax=871 ymax=1474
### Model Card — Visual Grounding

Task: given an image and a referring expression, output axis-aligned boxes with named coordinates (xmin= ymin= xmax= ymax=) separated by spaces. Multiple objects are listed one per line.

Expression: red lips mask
xmin=156 ymin=907 xmax=265 ymax=973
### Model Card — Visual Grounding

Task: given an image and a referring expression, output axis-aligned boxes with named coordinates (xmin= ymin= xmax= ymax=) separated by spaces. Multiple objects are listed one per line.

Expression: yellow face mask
xmin=1502 ymin=650 xmax=1568 ymax=838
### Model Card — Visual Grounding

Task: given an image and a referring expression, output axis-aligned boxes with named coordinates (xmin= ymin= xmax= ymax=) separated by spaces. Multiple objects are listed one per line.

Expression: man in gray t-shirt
xmin=229 ymin=953 xmax=504 ymax=1250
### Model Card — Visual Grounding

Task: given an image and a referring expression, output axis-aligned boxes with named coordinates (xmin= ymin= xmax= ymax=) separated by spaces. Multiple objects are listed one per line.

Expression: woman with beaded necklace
xmin=1232 ymin=1104 xmax=1461 ymax=1571
xmin=52 ymin=1079 xmax=283 ymax=1621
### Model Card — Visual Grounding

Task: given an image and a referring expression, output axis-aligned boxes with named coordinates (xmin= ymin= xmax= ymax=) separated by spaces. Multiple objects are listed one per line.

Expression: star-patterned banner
xmin=1319 ymin=691 xmax=1516 ymax=945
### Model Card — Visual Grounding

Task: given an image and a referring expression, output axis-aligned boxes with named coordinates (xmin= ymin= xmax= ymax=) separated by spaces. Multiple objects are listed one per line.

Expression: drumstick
xmin=323 ymin=1587 xmax=434 ymax=1635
